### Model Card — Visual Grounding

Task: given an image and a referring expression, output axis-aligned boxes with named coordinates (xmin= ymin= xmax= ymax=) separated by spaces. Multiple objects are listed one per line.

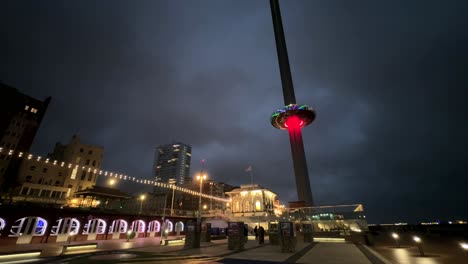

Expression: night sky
xmin=1 ymin=0 xmax=467 ymax=224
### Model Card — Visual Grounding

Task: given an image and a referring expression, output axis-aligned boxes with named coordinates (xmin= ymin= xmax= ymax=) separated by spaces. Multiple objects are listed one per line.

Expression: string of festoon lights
xmin=0 ymin=147 xmax=230 ymax=203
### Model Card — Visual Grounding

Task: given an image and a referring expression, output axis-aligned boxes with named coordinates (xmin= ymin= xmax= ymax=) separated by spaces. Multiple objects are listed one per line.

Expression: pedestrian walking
xmin=244 ymin=225 xmax=248 ymax=242
xmin=258 ymin=226 xmax=265 ymax=244
xmin=254 ymin=226 xmax=258 ymax=240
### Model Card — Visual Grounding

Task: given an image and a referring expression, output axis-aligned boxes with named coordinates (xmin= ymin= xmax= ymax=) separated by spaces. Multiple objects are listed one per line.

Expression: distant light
xmin=460 ymin=242 xmax=468 ymax=250
xmin=392 ymin=232 xmax=399 ymax=239
xmin=413 ymin=236 xmax=421 ymax=243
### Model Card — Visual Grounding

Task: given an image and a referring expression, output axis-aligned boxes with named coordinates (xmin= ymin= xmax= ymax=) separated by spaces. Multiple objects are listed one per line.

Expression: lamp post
xmin=460 ymin=242 xmax=468 ymax=257
xmin=413 ymin=236 xmax=424 ymax=256
xmin=68 ymin=232 xmax=74 ymax=244
xmin=209 ymin=182 xmax=213 ymax=211
xmin=139 ymin=194 xmax=145 ymax=214
xmin=169 ymin=178 xmax=176 ymax=216
xmin=391 ymin=232 xmax=400 ymax=248
xmin=196 ymin=173 xmax=207 ymax=224
xmin=159 ymin=193 xmax=168 ymax=244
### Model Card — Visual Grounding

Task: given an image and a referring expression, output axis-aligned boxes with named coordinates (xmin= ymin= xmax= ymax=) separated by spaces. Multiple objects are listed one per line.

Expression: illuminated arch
xmin=83 ymin=218 xmax=106 ymax=234
xmin=254 ymin=199 xmax=262 ymax=211
xmin=131 ymin=220 xmax=146 ymax=233
xmin=175 ymin=221 xmax=184 ymax=232
xmin=0 ymin=218 xmax=5 ymax=231
xmin=163 ymin=220 xmax=173 ymax=232
xmin=148 ymin=220 xmax=161 ymax=232
xmin=9 ymin=217 xmax=48 ymax=237
xmin=51 ymin=218 xmax=80 ymax=235
xmin=109 ymin=219 xmax=128 ymax=234
xmin=244 ymin=200 xmax=251 ymax=212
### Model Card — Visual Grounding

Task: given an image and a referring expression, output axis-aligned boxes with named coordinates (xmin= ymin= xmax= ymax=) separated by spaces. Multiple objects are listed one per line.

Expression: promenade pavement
xmin=0 ymin=236 xmax=393 ymax=263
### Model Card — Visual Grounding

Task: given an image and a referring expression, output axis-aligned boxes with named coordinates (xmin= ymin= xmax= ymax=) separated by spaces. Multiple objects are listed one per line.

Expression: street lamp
xmin=196 ymin=173 xmax=207 ymax=224
xmin=109 ymin=179 xmax=116 ymax=186
xmin=413 ymin=236 xmax=424 ymax=256
xmin=169 ymin=178 xmax=176 ymax=216
xmin=139 ymin=194 xmax=146 ymax=214
xmin=460 ymin=242 xmax=468 ymax=257
xmin=68 ymin=232 xmax=75 ymax=244
xmin=391 ymin=232 xmax=400 ymax=247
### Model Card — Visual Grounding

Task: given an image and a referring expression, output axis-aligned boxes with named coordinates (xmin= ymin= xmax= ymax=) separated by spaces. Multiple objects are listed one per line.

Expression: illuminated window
xmin=255 ymin=201 xmax=261 ymax=211
xmin=244 ymin=201 xmax=251 ymax=212
xmin=70 ymin=167 xmax=78 ymax=179
xmin=24 ymin=105 xmax=30 ymax=110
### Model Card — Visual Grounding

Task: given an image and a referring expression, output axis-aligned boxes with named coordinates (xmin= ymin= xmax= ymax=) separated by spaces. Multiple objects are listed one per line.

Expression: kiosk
xmin=227 ymin=221 xmax=245 ymax=250
xmin=201 ymin=223 xmax=211 ymax=242
xmin=301 ymin=223 xmax=313 ymax=242
xmin=279 ymin=222 xmax=296 ymax=252
xmin=268 ymin=222 xmax=280 ymax=245
xmin=184 ymin=221 xmax=200 ymax=249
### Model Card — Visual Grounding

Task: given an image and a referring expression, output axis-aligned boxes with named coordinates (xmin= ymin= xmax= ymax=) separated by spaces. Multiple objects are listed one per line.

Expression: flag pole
xmin=251 ymin=169 xmax=254 ymax=185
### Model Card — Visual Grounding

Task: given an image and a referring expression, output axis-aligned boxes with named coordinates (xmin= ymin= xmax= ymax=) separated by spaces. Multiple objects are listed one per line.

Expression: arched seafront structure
xmin=0 ymin=207 xmax=190 ymax=245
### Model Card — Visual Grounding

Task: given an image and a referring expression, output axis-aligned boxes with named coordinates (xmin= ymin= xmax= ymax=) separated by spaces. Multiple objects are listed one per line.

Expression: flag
xmin=245 ymin=165 xmax=252 ymax=172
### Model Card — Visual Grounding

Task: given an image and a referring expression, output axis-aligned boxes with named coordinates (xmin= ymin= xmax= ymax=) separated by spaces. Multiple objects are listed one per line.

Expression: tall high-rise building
xmin=0 ymin=83 xmax=51 ymax=191
xmin=153 ymin=143 xmax=191 ymax=189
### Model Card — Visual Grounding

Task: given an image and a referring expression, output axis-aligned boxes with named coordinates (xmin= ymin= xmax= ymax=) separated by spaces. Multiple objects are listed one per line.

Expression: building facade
xmin=13 ymin=135 xmax=104 ymax=205
xmin=225 ymin=184 xmax=277 ymax=217
xmin=0 ymin=83 xmax=50 ymax=192
xmin=48 ymin=135 xmax=104 ymax=195
xmin=153 ymin=143 xmax=191 ymax=189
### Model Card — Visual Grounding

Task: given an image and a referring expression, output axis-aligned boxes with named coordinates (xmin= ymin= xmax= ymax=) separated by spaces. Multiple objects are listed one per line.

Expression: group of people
xmin=254 ymin=225 xmax=265 ymax=244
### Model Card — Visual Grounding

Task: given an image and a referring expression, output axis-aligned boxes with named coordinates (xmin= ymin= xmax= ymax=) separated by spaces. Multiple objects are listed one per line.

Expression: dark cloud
xmin=1 ymin=0 xmax=467 ymax=223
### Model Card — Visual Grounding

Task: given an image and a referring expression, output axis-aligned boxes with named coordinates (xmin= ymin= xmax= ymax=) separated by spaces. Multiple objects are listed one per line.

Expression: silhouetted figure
xmin=244 ymin=225 xmax=248 ymax=242
xmin=254 ymin=226 xmax=258 ymax=240
xmin=258 ymin=226 xmax=265 ymax=244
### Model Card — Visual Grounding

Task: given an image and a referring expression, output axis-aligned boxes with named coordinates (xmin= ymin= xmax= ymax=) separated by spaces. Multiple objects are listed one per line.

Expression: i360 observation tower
xmin=269 ymin=0 xmax=316 ymax=206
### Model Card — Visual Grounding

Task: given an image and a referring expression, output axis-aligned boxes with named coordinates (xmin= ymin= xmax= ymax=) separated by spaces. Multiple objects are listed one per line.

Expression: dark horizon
xmin=1 ymin=0 xmax=467 ymax=224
